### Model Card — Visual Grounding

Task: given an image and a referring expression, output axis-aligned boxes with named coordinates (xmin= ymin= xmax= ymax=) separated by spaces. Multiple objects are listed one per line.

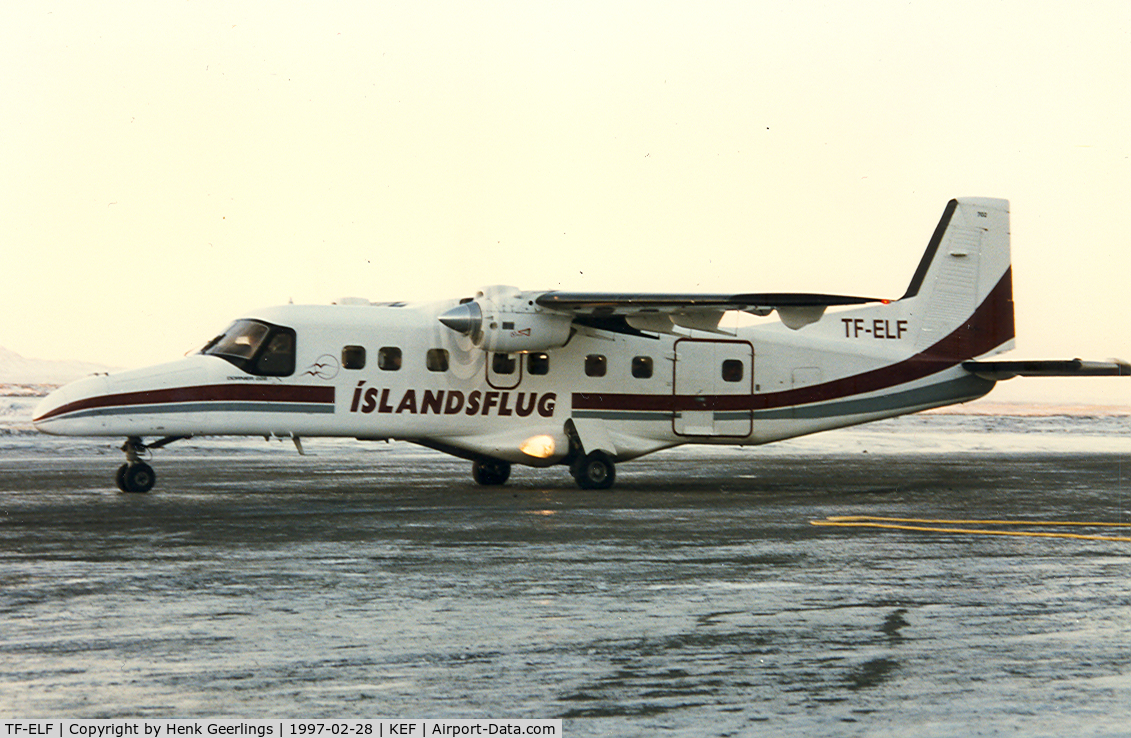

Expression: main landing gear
xmin=115 ymin=436 xmax=186 ymax=493
xmin=472 ymin=458 xmax=511 ymax=486
xmin=470 ymin=452 xmax=617 ymax=489
xmin=470 ymin=452 xmax=616 ymax=490
xmin=571 ymin=451 xmax=616 ymax=490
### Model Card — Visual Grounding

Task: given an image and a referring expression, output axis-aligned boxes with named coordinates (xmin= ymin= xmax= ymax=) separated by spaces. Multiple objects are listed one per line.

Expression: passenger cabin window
xmin=632 ymin=356 xmax=653 ymax=379
xmin=201 ymin=319 xmax=296 ymax=377
xmin=722 ymin=359 xmax=744 ymax=383
xmin=342 ymin=346 xmax=366 ymax=370
xmin=492 ymin=353 xmax=516 ymax=375
xmin=527 ymin=353 xmax=550 ymax=376
xmin=585 ymin=354 xmax=607 ymax=377
xmin=427 ymin=348 xmax=449 ymax=372
xmin=378 ymin=347 xmax=402 ymax=371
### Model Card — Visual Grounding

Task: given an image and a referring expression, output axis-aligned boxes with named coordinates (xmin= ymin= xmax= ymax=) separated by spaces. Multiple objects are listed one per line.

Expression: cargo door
xmin=673 ymin=339 xmax=753 ymax=437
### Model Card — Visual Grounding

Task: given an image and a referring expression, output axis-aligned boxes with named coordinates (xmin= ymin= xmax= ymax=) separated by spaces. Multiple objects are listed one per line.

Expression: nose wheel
xmin=117 ymin=461 xmax=156 ymax=493
xmin=115 ymin=435 xmax=187 ymax=493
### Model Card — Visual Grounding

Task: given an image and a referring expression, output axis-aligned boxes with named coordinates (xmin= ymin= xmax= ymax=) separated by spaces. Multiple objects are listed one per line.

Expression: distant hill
xmin=0 ymin=346 xmax=119 ymax=386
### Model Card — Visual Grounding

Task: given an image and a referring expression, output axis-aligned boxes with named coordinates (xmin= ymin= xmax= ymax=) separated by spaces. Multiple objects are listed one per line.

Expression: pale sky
xmin=3 ymin=1 xmax=1129 ymax=404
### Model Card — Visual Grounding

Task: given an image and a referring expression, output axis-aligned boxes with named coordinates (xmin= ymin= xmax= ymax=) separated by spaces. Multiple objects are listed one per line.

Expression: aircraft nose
xmin=32 ymin=387 xmax=68 ymax=433
xmin=32 ymin=374 xmax=110 ymax=435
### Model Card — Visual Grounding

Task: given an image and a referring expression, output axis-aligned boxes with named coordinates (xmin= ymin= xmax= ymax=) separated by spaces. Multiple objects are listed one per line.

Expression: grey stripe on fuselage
xmin=572 ymin=375 xmax=993 ymax=423
xmin=52 ymin=402 xmax=336 ymax=420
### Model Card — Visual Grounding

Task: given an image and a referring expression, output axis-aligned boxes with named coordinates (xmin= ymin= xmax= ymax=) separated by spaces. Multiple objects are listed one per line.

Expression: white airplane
xmin=33 ymin=198 xmax=1128 ymax=492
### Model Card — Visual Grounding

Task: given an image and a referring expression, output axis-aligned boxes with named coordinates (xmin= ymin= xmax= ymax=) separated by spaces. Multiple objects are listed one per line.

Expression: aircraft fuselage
xmin=33 ymin=293 xmax=997 ymax=468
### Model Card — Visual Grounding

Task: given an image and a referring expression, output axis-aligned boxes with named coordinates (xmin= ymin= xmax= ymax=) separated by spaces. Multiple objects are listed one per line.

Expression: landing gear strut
xmin=117 ymin=437 xmax=155 ymax=493
xmin=115 ymin=436 xmax=187 ymax=493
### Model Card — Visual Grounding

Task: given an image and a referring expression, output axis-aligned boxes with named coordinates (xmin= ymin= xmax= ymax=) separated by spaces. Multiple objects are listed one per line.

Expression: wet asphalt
xmin=2 ymin=440 xmax=1130 ymax=736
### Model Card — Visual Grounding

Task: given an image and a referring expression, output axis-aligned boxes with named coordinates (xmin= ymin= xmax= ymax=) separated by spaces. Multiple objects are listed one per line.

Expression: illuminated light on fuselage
xmin=519 ymin=434 xmax=557 ymax=459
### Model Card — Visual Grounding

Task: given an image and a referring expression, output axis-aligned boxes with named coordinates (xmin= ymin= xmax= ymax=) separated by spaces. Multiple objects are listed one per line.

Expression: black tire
xmin=122 ymin=462 xmax=156 ymax=493
xmin=472 ymin=459 xmax=511 ymax=486
xmin=572 ymin=451 xmax=615 ymax=490
xmin=115 ymin=463 xmax=130 ymax=492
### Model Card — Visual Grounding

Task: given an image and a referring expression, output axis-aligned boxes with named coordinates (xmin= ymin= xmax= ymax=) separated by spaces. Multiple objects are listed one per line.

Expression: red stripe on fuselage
xmin=36 ymin=383 xmax=336 ymax=422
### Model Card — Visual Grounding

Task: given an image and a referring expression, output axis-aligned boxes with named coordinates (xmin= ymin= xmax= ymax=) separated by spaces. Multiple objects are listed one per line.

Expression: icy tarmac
xmin=2 ymin=411 xmax=1130 ymax=736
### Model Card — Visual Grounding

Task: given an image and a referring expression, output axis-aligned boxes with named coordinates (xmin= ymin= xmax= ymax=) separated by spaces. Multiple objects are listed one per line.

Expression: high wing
xmin=534 ymin=291 xmax=883 ymax=333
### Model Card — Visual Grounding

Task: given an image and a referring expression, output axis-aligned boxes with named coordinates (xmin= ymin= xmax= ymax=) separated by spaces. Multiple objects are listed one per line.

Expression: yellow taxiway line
xmin=810 ymin=515 xmax=1131 ymax=543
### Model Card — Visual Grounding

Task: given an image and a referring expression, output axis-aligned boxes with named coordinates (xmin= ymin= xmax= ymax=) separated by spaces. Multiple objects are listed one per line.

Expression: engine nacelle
xmin=438 ymin=286 xmax=573 ymax=353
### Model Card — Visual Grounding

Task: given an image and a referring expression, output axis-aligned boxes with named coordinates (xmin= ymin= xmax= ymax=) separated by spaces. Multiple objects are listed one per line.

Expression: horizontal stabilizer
xmin=963 ymin=359 xmax=1131 ymax=380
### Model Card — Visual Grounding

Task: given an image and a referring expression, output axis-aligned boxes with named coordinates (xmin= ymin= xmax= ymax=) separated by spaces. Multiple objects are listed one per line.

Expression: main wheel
xmin=572 ymin=451 xmax=615 ymax=490
xmin=472 ymin=459 xmax=511 ymax=486
xmin=122 ymin=462 xmax=156 ymax=493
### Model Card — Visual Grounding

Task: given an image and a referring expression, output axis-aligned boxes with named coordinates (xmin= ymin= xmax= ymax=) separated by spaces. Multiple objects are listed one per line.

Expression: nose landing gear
xmin=117 ymin=461 xmax=156 ymax=493
xmin=117 ymin=437 xmax=156 ymax=493
xmin=115 ymin=436 xmax=187 ymax=493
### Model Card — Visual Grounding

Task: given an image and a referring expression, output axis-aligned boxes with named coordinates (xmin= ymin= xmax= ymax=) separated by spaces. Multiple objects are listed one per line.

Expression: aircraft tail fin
xmin=899 ymin=198 xmax=1015 ymax=359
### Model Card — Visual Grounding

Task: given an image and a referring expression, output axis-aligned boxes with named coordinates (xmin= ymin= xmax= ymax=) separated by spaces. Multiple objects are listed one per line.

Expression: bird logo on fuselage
xmin=302 ymin=355 xmax=340 ymax=380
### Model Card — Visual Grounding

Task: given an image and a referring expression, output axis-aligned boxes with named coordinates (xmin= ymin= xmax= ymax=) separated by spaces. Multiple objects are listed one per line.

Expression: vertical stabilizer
xmin=900 ymin=198 xmax=1014 ymax=360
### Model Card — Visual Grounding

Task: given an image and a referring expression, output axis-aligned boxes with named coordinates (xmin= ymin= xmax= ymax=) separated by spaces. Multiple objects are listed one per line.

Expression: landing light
xmin=520 ymin=434 xmax=557 ymax=459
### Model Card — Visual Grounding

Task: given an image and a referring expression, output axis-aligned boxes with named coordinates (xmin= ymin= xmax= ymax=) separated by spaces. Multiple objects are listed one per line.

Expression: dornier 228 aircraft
xmin=34 ymin=198 xmax=1128 ymax=492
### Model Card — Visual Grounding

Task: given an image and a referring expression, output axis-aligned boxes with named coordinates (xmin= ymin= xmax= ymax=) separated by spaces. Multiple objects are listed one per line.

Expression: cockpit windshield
xmin=201 ymin=319 xmax=296 ymax=376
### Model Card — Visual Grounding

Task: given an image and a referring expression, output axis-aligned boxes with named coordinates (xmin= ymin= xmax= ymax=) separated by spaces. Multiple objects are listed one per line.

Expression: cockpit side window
xmin=256 ymin=331 xmax=295 ymax=376
xmin=201 ymin=319 xmax=296 ymax=377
